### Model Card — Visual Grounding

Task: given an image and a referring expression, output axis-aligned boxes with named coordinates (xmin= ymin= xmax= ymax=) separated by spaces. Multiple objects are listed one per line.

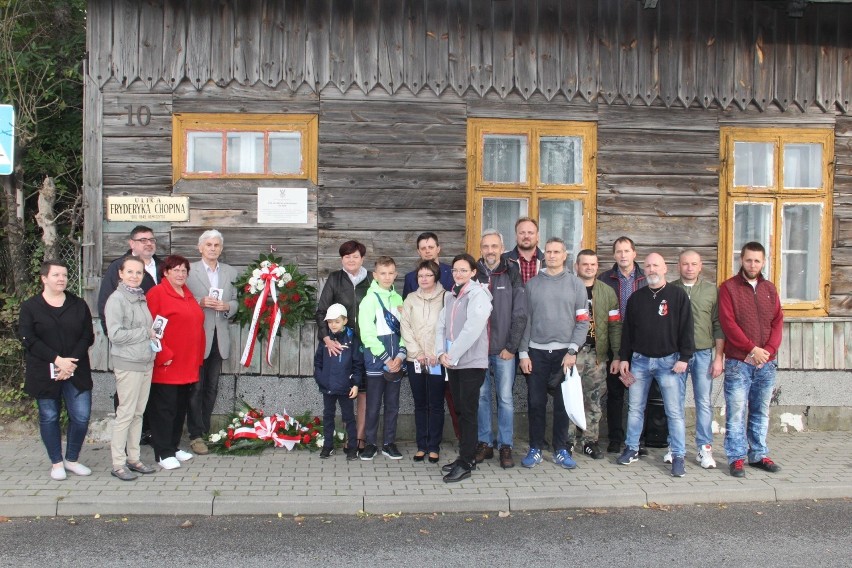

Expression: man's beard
xmin=647 ymin=274 xmax=663 ymax=287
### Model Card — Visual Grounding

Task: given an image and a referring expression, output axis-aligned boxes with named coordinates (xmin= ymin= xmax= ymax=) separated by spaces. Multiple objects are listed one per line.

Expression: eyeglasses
xmin=451 ymin=268 xmax=471 ymax=274
xmin=132 ymin=237 xmax=157 ymax=244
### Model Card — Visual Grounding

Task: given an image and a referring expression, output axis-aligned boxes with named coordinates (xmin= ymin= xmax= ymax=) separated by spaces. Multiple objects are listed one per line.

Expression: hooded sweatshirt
xmin=435 ymin=279 xmax=493 ymax=369
xmin=400 ymin=285 xmax=446 ymax=361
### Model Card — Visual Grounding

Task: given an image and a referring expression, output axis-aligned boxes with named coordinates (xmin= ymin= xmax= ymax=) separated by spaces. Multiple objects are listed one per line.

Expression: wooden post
xmin=82 ymin=59 xmax=104 ymax=312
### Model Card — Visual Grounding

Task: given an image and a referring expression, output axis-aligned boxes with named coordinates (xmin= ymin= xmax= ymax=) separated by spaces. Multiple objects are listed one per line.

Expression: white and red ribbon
xmin=240 ymin=264 xmax=284 ymax=367
xmin=231 ymin=411 xmax=305 ymax=451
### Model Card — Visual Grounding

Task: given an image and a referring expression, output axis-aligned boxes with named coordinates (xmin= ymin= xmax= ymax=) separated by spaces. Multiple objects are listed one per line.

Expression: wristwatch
xmin=567 ymin=348 xmax=577 ymax=356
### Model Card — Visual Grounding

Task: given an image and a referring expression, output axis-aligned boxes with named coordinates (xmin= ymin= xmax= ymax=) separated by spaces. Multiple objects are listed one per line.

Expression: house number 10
xmin=124 ymin=105 xmax=152 ymax=126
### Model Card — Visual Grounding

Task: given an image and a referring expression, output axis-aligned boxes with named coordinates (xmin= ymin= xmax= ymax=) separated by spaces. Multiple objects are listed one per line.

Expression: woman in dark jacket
xmin=18 ymin=260 xmax=95 ymax=481
xmin=314 ymin=240 xmax=373 ymax=453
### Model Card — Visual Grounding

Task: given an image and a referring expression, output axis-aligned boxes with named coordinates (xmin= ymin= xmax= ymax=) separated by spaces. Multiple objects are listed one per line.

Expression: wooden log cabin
xmin=83 ymin=0 xmax=851 ymax=424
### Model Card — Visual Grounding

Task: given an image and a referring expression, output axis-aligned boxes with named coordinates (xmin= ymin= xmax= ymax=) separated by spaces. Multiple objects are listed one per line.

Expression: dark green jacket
xmin=591 ymin=280 xmax=622 ymax=365
xmin=672 ymin=278 xmax=725 ymax=350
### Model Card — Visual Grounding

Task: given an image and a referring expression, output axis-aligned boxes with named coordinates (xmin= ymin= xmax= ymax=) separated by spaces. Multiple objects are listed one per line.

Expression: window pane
xmin=187 ymin=132 xmax=222 ymax=173
xmin=540 ymin=136 xmax=583 ymax=184
xmin=783 ymin=143 xmax=822 ymax=189
xmin=734 ymin=142 xmax=773 ymax=187
xmin=268 ymin=132 xmax=302 ymax=174
xmin=226 ymin=132 xmax=264 ymax=174
xmin=483 ymin=135 xmax=528 ymax=183
xmin=781 ymin=203 xmax=822 ymax=301
xmin=733 ymin=202 xmax=772 ymax=276
xmin=483 ymin=198 xmax=528 ymax=251
xmin=539 ymin=200 xmax=583 ymax=267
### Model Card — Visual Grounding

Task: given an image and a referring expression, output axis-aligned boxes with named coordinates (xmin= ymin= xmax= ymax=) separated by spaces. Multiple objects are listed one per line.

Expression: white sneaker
xmin=663 ymin=447 xmax=673 ymax=464
xmin=696 ymin=444 xmax=717 ymax=469
xmin=158 ymin=457 xmax=181 ymax=470
xmin=63 ymin=460 xmax=92 ymax=476
xmin=50 ymin=466 xmax=67 ymax=481
xmin=175 ymin=449 xmax=194 ymax=462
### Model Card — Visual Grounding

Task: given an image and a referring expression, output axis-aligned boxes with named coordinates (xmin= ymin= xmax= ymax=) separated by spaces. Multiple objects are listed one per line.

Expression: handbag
xmin=560 ymin=365 xmax=587 ymax=431
xmin=373 ymin=292 xmax=401 ymax=336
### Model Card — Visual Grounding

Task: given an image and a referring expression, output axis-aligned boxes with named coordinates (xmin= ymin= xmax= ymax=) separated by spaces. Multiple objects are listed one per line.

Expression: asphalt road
xmin=1 ymin=500 xmax=849 ymax=567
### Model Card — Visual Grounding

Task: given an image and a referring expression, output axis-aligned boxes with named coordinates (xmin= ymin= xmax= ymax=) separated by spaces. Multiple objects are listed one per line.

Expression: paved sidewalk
xmin=0 ymin=432 xmax=849 ymax=517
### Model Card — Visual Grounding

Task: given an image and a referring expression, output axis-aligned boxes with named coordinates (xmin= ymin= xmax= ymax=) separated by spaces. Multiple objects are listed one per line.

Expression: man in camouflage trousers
xmin=570 ymin=250 xmax=622 ymax=459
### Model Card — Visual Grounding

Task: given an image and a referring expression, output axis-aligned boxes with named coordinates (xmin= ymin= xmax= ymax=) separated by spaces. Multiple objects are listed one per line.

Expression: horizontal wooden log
xmin=597 ymin=215 xmax=719 ymax=248
xmin=318 ymin=121 xmax=466 ymax=144
xmin=465 ymin=95 xmax=599 ymax=120
xmin=318 ymin=207 xmax=465 ymax=231
xmin=319 ymin=100 xmax=467 ymax=125
xmin=103 ymin=162 xmax=172 ymax=186
xmin=102 ymin=112 xmax=172 ymax=137
xmin=173 ymin=178 xmax=316 ymax=195
xmin=319 ymin=167 xmax=466 ymax=190
xmin=597 ymin=194 xmax=719 ymax=218
xmin=319 ymin=143 xmax=465 ymax=169
xmin=105 ymin=185 xmax=176 ymax=197
xmin=318 ymin=187 xmax=465 ymax=209
xmin=101 ymin=93 xmax=173 ymax=114
xmin=599 ymin=174 xmax=719 ymax=197
xmin=102 ymin=232 xmax=172 ymax=261
xmin=173 ymin=79 xmax=319 ymax=100
xmin=830 ymin=266 xmax=852 ymax=295
xmin=102 ymin=137 xmax=172 ymax=163
xmin=598 ymin=129 xmax=719 ymax=155
xmin=171 ymin=99 xmax=320 ymax=114
xmin=597 ymin=150 xmax=719 ymax=176
xmin=597 ymin=104 xmax=719 ymax=131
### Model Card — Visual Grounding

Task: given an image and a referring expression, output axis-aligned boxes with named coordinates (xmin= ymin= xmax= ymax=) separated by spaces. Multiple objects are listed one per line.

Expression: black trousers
xmin=148 ymin=382 xmax=192 ymax=461
xmin=323 ymin=393 xmax=356 ymax=449
xmin=447 ymin=367 xmax=485 ymax=464
xmin=605 ymin=367 xmax=626 ymax=443
xmin=187 ymin=334 xmax=223 ymax=439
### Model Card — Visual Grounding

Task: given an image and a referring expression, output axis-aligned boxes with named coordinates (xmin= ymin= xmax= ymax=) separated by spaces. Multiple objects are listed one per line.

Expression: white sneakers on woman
xmin=175 ymin=449 xmax=194 ymax=462
xmin=158 ymin=456 xmax=181 ymax=470
xmin=50 ymin=465 xmax=67 ymax=480
xmin=64 ymin=460 xmax=92 ymax=476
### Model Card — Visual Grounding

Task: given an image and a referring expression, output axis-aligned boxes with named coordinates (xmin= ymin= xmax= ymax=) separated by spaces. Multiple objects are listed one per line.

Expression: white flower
xmin=252 ymin=268 xmax=262 ymax=278
xmin=337 ymin=431 xmax=345 ymax=440
xmin=281 ymin=273 xmax=293 ymax=284
xmin=248 ymin=276 xmax=259 ymax=288
xmin=209 ymin=433 xmax=222 ymax=443
xmin=260 ymin=261 xmax=270 ymax=269
xmin=238 ymin=411 xmax=246 ymax=418
xmin=315 ymin=435 xmax=324 ymax=447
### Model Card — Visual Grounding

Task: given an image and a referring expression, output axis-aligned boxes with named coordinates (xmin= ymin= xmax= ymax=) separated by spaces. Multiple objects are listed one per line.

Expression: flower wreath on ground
xmin=207 ymin=401 xmax=344 ymax=455
xmin=232 ymin=253 xmax=316 ymax=366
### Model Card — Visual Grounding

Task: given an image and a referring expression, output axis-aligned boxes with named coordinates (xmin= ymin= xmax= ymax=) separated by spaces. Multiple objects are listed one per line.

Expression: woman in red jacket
xmin=146 ymin=255 xmax=205 ymax=470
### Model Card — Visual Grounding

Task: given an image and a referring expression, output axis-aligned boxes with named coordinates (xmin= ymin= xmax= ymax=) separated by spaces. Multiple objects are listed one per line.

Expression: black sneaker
xmin=382 ymin=443 xmax=403 ymax=459
xmin=345 ymin=447 xmax=359 ymax=461
xmin=748 ymin=457 xmax=781 ymax=473
xmin=319 ymin=447 xmax=334 ymax=459
xmin=360 ymin=444 xmax=378 ymax=460
xmin=583 ymin=442 xmax=605 ymax=460
xmin=638 ymin=447 xmax=649 ymax=457
xmin=606 ymin=440 xmax=621 ymax=453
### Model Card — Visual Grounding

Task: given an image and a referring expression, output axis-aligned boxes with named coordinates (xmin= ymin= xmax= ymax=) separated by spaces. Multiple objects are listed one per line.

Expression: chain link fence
xmin=0 ymin=236 xmax=82 ymax=295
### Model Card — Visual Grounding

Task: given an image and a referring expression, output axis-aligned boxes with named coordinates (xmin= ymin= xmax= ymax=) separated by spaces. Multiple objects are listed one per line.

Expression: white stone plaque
xmin=257 ymin=187 xmax=308 ymax=224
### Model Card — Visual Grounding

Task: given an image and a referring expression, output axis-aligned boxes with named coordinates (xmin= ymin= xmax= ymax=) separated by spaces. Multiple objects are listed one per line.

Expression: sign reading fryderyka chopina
xmin=106 ymin=196 xmax=189 ymax=221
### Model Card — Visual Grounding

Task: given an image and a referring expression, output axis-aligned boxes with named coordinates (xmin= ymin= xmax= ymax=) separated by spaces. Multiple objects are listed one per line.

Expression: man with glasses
xmin=98 ymin=225 xmax=163 ymax=332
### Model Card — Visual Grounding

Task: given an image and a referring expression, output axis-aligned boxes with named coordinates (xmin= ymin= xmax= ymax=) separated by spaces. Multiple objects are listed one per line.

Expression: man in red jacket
xmin=718 ymin=242 xmax=784 ymax=478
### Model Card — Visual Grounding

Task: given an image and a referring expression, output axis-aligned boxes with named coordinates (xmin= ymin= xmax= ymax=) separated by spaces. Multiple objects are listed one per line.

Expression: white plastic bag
xmin=561 ymin=365 xmax=586 ymax=431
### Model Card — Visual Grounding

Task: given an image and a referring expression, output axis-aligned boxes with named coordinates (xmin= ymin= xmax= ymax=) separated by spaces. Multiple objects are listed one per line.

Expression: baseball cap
xmin=324 ymin=303 xmax=347 ymax=321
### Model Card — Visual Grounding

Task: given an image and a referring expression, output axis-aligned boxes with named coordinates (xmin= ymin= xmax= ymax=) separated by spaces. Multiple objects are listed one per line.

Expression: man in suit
xmin=185 ymin=229 xmax=239 ymax=455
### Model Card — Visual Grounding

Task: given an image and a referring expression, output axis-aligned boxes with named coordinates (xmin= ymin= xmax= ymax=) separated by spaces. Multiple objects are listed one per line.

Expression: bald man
xmin=616 ymin=253 xmax=695 ymax=477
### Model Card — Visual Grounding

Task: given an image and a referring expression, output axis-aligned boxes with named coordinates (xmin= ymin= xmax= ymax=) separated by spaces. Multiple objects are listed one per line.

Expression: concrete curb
xmin=508 ymin=489 xmax=648 ymax=510
xmin=773 ymin=483 xmax=852 ymax=502
xmin=364 ymin=494 xmax=511 ymax=514
xmin=212 ymin=495 xmax=364 ymax=516
xmin=55 ymin=497 xmax=213 ymax=517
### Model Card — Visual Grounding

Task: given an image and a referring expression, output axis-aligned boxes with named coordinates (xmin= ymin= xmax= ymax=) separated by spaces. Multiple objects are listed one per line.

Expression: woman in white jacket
xmin=400 ymin=260 xmax=446 ymax=465
xmin=436 ymin=254 xmax=492 ymax=483
xmin=104 ymin=257 xmax=158 ymax=480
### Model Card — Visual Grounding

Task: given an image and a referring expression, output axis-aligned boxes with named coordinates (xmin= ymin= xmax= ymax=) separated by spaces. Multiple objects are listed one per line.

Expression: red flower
xmin=301 ymin=434 xmax=311 ymax=444
xmin=227 ymin=428 xmax=234 ymax=439
xmin=244 ymin=296 xmax=258 ymax=308
xmin=224 ymin=439 xmax=231 ymax=449
xmin=290 ymin=293 xmax=301 ymax=302
xmin=244 ymin=284 xmax=251 ymax=292
xmin=313 ymin=416 xmax=321 ymax=426
xmin=280 ymin=305 xmax=291 ymax=314
xmin=285 ymin=280 xmax=297 ymax=289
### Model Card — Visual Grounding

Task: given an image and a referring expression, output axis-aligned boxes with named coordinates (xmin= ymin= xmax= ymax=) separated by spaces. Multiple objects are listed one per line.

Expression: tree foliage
xmin=0 ymin=0 xmax=86 ymax=294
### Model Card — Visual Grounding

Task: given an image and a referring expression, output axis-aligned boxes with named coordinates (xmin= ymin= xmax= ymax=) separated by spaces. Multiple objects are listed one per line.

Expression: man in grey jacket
xmin=518 ymin=238 xmax=589 ymax=470
xmin=474 ymin=229 xmax=527 ymax=469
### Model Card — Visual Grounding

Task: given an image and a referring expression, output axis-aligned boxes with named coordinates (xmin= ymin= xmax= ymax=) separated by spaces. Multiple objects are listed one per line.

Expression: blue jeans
xmin=37 ymin=381 xmax=91 ymax=464
xmin=407 ymin=361 xmax=445 ymax=453
xmin=723 ymin=358 xmax=777 ymax=464
xmin=625 ymin=353 xmax=687 ymax=457
xmin=687 ymin=348 xmax=714 ymax=449
xmin=477 ymin=355 xmax=516 ymax=448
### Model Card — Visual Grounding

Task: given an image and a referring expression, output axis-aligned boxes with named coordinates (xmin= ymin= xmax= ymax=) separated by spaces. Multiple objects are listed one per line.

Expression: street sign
xmin=0 ymin=105 xmax=14 ymax=175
